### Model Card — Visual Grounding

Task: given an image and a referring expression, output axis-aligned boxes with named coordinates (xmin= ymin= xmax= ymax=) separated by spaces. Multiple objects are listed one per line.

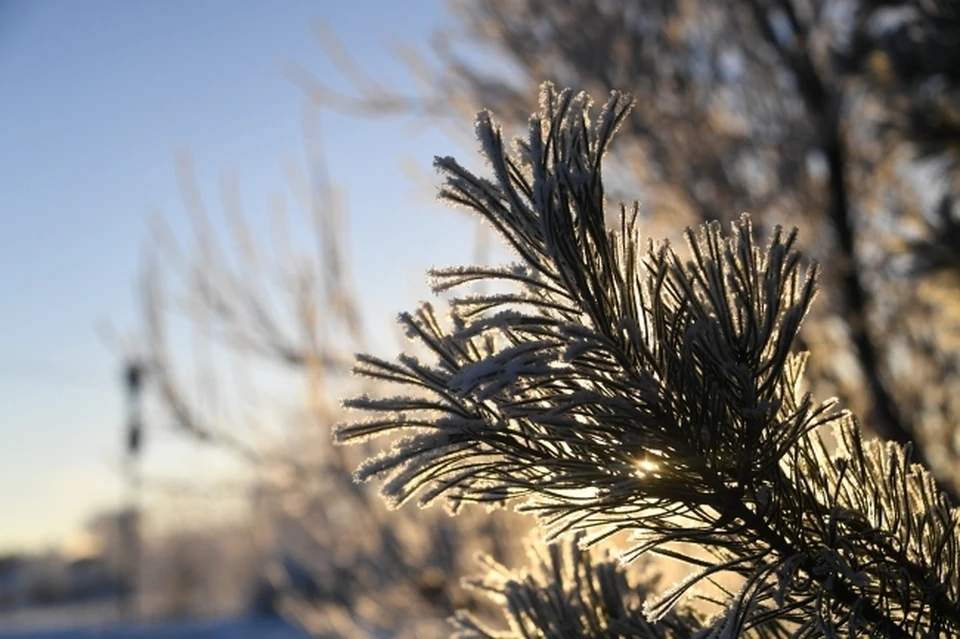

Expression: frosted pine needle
xmin=337 ymin=83 xmax=960 ymax=637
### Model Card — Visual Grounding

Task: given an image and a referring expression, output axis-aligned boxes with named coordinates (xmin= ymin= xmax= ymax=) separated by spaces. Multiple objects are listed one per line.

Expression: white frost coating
xmin=448 ymin=356 xmax=504 ymax=392
xmin=452 ymin=309 xmax=526 ymax=340
xmin=448 ymin=340 xmax=557 ymax=400
xmin=562 ymin=338 xmax=598 ymax=362
xmin=356 ymin=433 xmax=457 ymax=508
xmin=642 ymin=564 xmax=714 ymax=624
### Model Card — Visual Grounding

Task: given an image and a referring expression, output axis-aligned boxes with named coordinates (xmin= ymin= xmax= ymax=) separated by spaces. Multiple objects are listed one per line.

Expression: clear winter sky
xmin=0 ymin=0 xmax=488 ymax=554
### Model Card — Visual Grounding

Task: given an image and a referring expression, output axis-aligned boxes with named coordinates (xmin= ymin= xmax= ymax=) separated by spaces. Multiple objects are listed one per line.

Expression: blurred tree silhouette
xmin=134 ymin=102 xmax=528 ymax=636
xmin=291 ymin=0 xmax=960 ymax=503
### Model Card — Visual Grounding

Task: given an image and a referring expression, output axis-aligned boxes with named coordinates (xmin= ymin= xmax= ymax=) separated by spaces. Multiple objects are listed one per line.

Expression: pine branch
xmin=338 ymin=84 xmax=960 ymax=636
xmin=452 ymin=535 xmax=707 ymax=638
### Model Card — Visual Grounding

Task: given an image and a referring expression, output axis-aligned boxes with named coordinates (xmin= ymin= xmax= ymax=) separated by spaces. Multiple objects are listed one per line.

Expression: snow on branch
xmin=337 ymin=83 xmax=960 ymax=636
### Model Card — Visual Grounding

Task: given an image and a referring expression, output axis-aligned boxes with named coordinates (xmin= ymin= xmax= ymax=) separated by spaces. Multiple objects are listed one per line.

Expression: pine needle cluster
xmin=336 ymin=84 xmax=960 ymax=637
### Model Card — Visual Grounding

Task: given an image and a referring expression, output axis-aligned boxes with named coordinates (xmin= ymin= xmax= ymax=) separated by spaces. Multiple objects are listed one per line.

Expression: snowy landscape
xmin=0 ymin=613 xmax=306 ymax=639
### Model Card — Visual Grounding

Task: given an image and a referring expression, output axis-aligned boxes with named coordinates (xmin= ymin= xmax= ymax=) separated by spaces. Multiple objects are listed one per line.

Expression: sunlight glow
xmin=634 ymin=449 xmax=665 ymax=478
xmin=636 ymin=459 xmax=659 ymax=473
xmin=634 ymin=459 xmax=659 ymax=478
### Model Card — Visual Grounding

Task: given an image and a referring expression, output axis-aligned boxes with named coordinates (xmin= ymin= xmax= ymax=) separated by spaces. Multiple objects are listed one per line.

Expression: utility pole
xmin=120 ymin=359 xmax=144 ymax=622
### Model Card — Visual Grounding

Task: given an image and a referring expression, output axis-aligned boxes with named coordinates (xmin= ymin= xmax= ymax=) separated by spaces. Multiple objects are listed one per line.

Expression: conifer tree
xmin=338 ymin=84 xmax=960 ymax=637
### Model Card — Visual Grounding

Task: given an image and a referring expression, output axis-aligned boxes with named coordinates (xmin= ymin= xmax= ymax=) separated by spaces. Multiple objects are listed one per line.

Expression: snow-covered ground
xmin=0 ymin=615 xmax=309 ymax=639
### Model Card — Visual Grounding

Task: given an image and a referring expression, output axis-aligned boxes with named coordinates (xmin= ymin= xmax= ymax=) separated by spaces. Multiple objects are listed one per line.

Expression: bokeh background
xmin=1 ymin=1 xmax=496 ymax=635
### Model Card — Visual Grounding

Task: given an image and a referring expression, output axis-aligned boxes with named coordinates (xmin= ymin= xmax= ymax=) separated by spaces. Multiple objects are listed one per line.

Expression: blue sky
xmin=0 ymin=0 xmax=492 ymax=553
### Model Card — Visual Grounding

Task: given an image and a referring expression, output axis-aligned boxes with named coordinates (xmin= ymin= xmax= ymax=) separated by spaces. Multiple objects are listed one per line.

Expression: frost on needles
xmin=336 ymin=84 xmax=960 ymax=637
